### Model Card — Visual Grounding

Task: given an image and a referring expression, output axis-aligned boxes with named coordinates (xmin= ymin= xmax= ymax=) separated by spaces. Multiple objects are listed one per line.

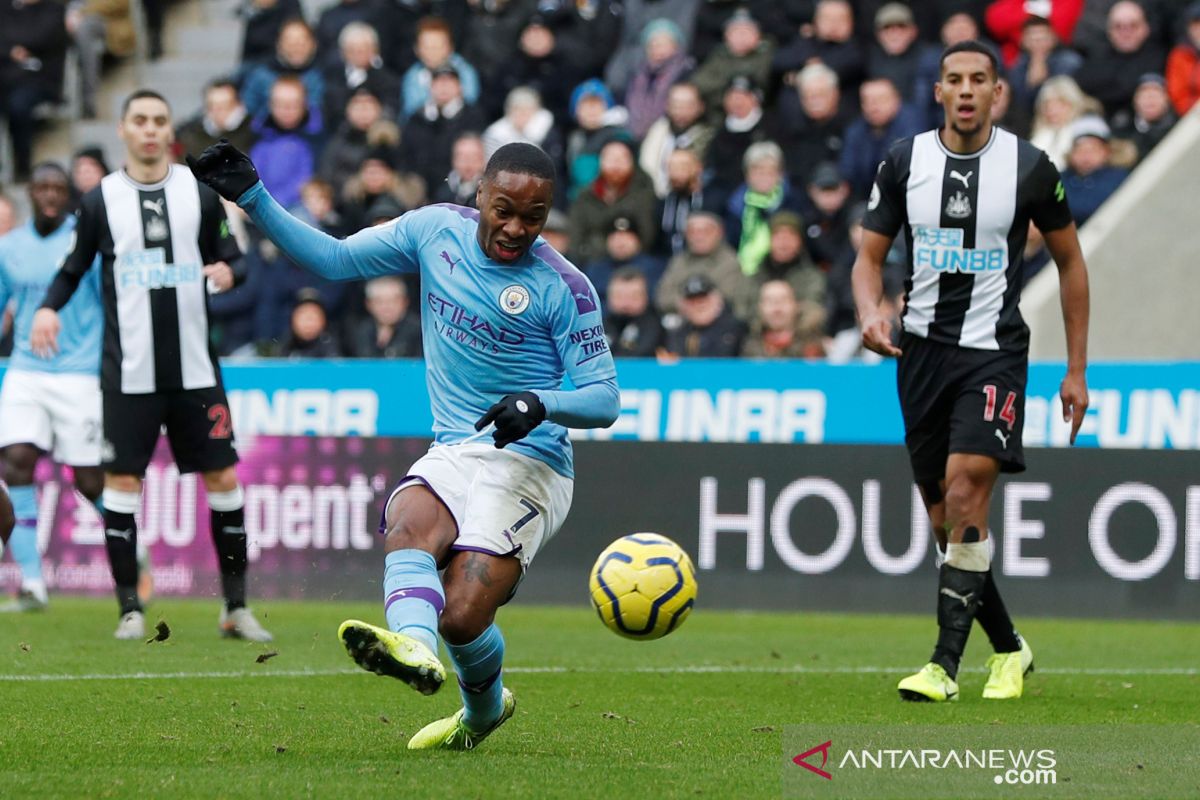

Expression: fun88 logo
xmin=913 ymin=227 xmax=1005 ymax=273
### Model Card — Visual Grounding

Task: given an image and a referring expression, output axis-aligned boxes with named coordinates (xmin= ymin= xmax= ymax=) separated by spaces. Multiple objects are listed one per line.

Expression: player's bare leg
xmin=340 ymin=485 xmax=455 ymax=694
xmin=407 ymin=550 xmax=520 ymax=750
xmin=204 ymin=466 xmax=270 ymax=641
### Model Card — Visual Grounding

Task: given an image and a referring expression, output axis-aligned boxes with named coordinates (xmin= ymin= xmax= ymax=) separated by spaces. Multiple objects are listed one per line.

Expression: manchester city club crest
xmin=499 ymin=284 xmax=531 ymax=315
xmin=945 ymin=191 xmax=972 ymax=219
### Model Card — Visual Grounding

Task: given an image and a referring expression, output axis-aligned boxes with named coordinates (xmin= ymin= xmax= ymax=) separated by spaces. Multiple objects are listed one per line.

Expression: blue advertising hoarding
xmin=3 ymin=359 xmax=1197 ymax=448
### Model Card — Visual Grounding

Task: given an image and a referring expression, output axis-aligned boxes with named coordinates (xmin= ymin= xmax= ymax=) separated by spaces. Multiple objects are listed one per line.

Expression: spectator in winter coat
xmin=568 ymin=139 xmax=658 ymax=268
xmin=705 ymin=76 xmax=776 ymax=206
xmin=482 ymin=86 xmax=565 ymax=178
xmin=776 ymin=63 xmax=852 ymax=190
xmin=655 ymin=148 xmax=722 ymax=257
xmin=1007 ymin=16 xmax=1084 ymax=117
xmin=657 ymin=212 xmax=757 ymax=320
xmin=321 ymin=21 xmax=400 ymax=126
xmin=318 ymin=87 xmax=399 ymax=195
xmin=724 ymin=141 xmax=805 ymax=277
xmin=865 ymin=3 xmax=930 ymax=104
xmin=1075 ymin=1 xmax=1167 ymax=120
xmin=249 ymin=76 xmax=324 ymax=209
xmin=272 ymin=289 xmax=343 ymax=358
xmin=1112 ymin=73 xmax=1178 ymax=160
xmin=582 ymin=215 xmax=667 ymax=300
xmin=741 ymin=279 xmax=826 ymax=358
xmin=401 ymin=64 xmax=487 ymax=196
xmin=604 ymin=266 xmax=665 ymax=358
xmin=605 ymin=0 xmax=700 ymax=94
xmin=623 ymin=19 xmax=695 ymax=140
xmin=487 ymin=14 xmax=580 ymax=124
xmin=1061 ymin=116 xmax=1129 ymax=226
xmin=564 ymin=79 xmax=631 ymax=202
xmin=663 ymin=273 xmax=746 ymax=358
xmin=838 ymin=77 xmax=923 ymax=199
xmin=430 ymin=132 xmax=486 ymax=208
xmin=985 ymin=0 xmax=1083 ymax=66
xmin=241 ymin=19 xmax=325 ymax=118
xmin=399 ymin=16 xmax=481 ymax=118
xmin=177 ymin=79 xmax=255 ymax=158
xmin=690 ymin=8 xmax=775 ymax=116
xmin=773 ymin=0 xmax=865 ymax=98
xmin=0 ymin=0 xmax=68 ymax=181
xmin=1166 ymin=3 xmax=1200 ymax=114
xmin=639 ymin=81 xmax=714 ymax=198
xmin=344 ymin=276 xmax=422 ymax=358
xmin=239 ymin=0 xmax=303 ymax=65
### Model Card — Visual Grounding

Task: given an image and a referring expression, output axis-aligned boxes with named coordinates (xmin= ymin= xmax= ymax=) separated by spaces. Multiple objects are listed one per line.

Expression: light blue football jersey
xmin=0 ymin=217 xmax=102 ymax=375
xmin=259 ymin=201 xmax=617 ymax=478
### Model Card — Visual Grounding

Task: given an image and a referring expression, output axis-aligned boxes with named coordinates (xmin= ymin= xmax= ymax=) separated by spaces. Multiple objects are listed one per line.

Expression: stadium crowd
xmin=3 ymin=0 xmax=1200 ymax=360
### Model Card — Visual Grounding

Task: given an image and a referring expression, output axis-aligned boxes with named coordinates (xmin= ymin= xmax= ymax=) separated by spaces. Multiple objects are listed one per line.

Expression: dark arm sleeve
xmin=40 ymin=192 xmax=102 ymax=310
xmin=860 ymin=147 xmax=907 ymax=239
xmin=1027 ymin=151 xmax=1074 ymax=233
xmin=198 ymin=184 xmax=245 ymax=283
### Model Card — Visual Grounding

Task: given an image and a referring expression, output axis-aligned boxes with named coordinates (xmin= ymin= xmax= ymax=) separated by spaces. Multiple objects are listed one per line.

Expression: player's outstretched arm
xmin=851 ymin=229 xmax=903 ymax=358
xmin=188 ymin=141 xmax=414 ymax=281
xmin=1043 ymin=223 xmax=1090 ymax=444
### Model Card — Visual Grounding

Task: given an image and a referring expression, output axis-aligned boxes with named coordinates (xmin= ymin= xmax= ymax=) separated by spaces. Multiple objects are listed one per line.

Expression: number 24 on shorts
xmin=982 ymin=385 xmax=1017 ymax=430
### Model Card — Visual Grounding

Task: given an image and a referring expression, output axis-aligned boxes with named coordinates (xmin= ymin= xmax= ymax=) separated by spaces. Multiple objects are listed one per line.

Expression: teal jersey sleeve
xmin=238 ymin=181 xmax=425 ymax=279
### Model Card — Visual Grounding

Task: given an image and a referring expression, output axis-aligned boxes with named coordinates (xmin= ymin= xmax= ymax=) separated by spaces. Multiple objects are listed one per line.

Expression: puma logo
xmin=142 ymin=198 xmax=165 ymax=216
xmin=105 ymin=528 xmax=134 ymax=542
xmin=940 ymin=587 xmax=975 ymax=607
xmin=995 ymin=429 xmax=1010 ymax=448
xmin=950 ymin=169 xmax=973 ymax=188
xmin=439 ymin=250 xmax=459 ymax=274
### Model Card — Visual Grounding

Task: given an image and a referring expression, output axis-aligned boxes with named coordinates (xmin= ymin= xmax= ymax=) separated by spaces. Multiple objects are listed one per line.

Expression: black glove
xmin=186 ymin=139 xmax=261 ymax=202
xmin=475 ymin=392 xmax=546 ymax=448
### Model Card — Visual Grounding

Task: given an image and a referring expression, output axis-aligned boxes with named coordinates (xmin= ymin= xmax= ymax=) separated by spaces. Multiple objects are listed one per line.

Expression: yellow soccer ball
xmin=588 ymin=533 xmax=697 ymax=640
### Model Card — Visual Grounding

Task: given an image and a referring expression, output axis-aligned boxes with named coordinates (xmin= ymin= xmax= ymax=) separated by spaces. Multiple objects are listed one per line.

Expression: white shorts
xmin=0 ymin=370 xmax=102 ymax=466
xmin=383 ymin=443 xmax=574 ymax=570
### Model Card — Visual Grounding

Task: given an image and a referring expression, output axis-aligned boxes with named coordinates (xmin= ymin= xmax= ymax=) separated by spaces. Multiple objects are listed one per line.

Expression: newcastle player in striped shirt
xmin=852 ymin=42 xmax=1090 ymax=702
xmin=29 ymin=90 xmax=272 ymax=642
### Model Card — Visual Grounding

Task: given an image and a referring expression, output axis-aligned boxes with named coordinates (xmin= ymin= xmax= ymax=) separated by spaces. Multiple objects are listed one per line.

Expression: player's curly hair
xmin=484 ymin=143 xmax=556 ymax=185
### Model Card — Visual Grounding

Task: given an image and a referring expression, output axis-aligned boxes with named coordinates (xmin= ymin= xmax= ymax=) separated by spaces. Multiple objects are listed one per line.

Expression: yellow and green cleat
xmin=898 ymin=662 xmax=960 ymax=702
xmin=982 ymin=635 xmax=1035 ymax=700
xmin=407 ymin=688 xmax=516 ymax=751
xmin=337 ymin=619 xmax=445 ymax=695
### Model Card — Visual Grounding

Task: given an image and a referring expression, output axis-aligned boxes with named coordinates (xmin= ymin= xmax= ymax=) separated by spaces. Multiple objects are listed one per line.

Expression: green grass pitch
xmin=0 ymin=599 xmax=1197 ymax=799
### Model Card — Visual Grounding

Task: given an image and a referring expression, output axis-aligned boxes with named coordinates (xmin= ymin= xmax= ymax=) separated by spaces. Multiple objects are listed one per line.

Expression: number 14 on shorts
xmin=982 ymin=385 xmax=1017 ymax=430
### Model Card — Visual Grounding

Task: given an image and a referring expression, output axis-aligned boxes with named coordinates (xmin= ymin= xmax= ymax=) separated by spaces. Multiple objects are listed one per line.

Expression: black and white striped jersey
xmin=862 ymin=126 xmax=1073 ymax=352
xmin=49 ymin=165 xmax=241 ymax=394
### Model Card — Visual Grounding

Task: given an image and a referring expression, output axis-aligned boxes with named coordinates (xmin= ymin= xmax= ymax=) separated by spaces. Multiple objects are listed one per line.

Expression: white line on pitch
xmin=0 ymin=665 xmax=1195 ymax=682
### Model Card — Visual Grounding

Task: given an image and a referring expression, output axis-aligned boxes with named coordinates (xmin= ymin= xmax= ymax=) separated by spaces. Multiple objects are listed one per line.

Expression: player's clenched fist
xmin=475 ymin=392 xmax=546 ymax=448
xmin=186 ymin=139 xmax=261 ymax=202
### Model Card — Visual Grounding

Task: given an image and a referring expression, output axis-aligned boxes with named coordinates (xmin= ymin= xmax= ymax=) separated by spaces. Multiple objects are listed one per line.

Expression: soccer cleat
xmin=898 ymin=662 xmax=960 ymax=702
xmin=220 ymin=607 xmax=274 ymax=642
xmin=407 ymin=688 xmax=516 ymax=751
xmin=0 ymin=588 xmax=49 ymax=613
xmin=983 ymin=635 xmax=1035 ymax=699
xmin=114 ymin=610 xmax=146 ymax=640
xmin=338 ymin=619 xmax=445 ymax=695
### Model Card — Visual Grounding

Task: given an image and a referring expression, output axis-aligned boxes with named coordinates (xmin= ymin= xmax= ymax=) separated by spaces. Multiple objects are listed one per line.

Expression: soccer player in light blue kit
xmin=189 ymin=140 xmax=620 ymax=750
xmin=0 ymin=163 xmax=106 ymax=611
